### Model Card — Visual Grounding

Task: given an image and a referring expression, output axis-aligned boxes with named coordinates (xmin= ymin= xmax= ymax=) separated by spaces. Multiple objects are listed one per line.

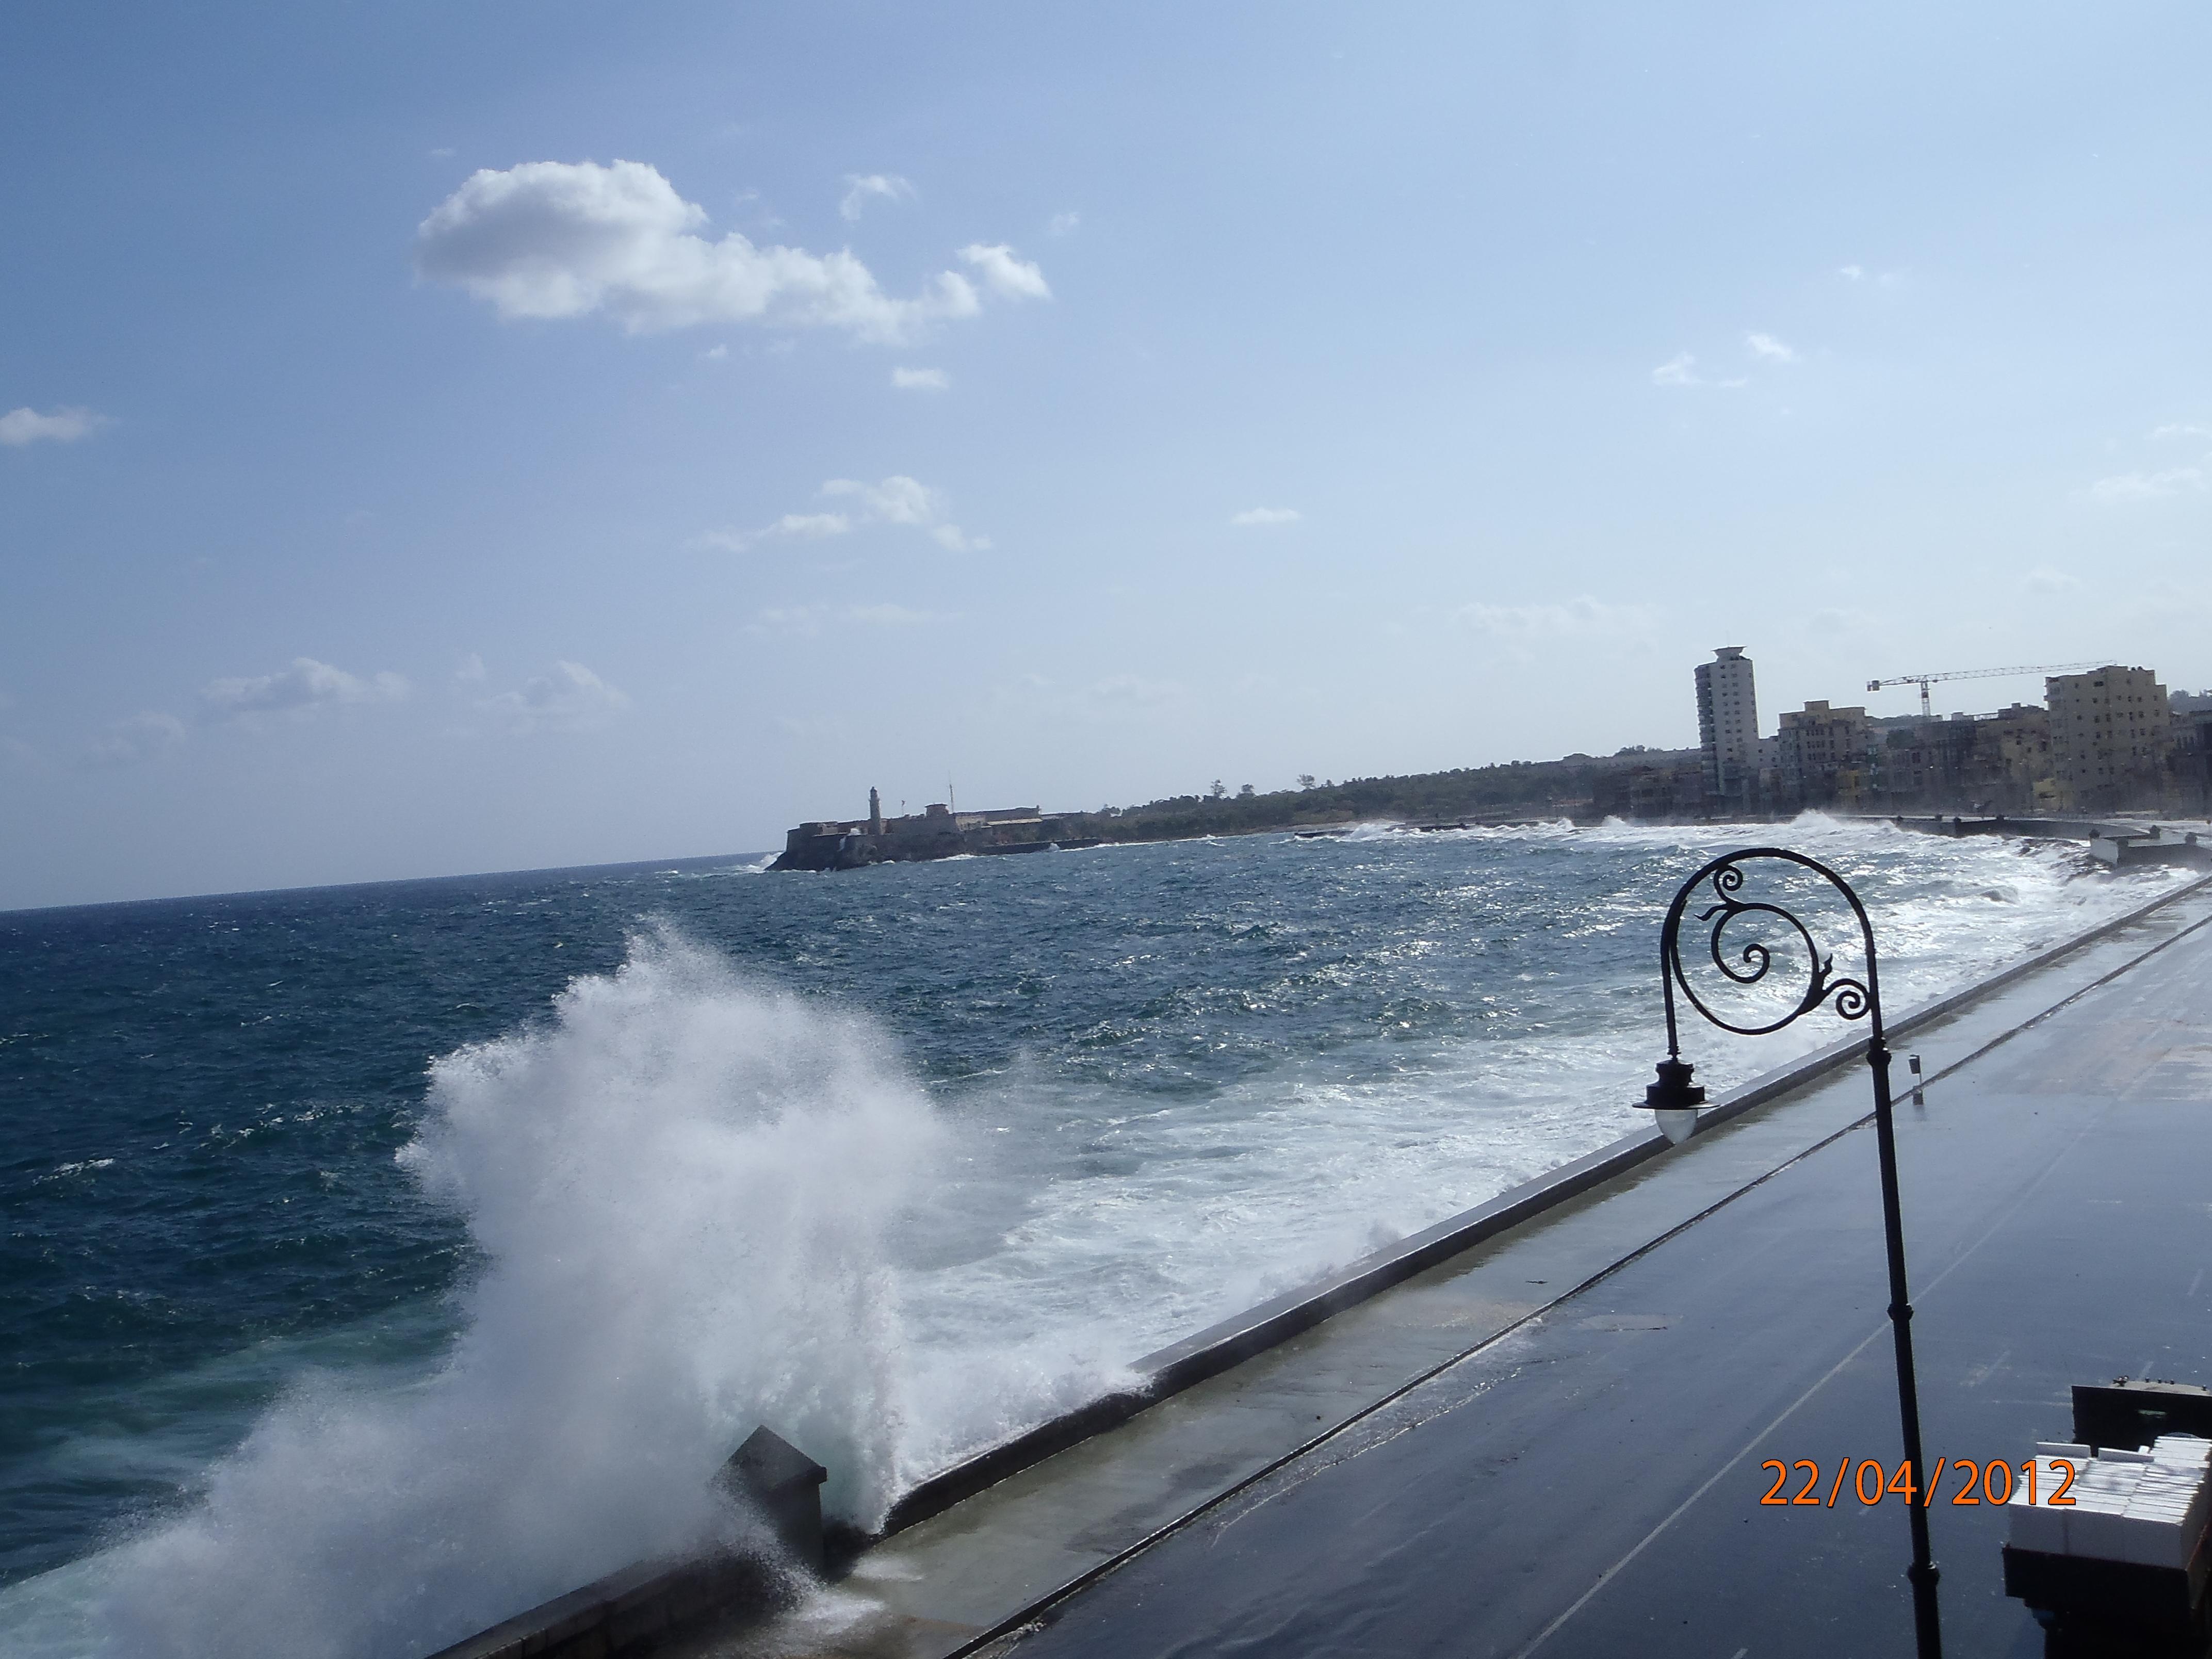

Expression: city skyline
xmin=1684 ymin=645 xmax=2207 ymax=816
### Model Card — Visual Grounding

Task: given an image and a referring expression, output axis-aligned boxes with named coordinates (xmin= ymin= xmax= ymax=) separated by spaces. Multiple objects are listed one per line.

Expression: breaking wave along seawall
xmin=0 ymin=819 xmax=2185 ymax=1655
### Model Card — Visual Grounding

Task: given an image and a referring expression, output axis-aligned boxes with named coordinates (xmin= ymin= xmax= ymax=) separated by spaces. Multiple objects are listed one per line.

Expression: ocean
xmin=0 ymin=816 xmax=2183 ymax=1657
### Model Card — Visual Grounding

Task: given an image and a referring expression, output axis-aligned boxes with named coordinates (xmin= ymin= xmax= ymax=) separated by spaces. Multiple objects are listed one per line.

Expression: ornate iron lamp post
xmin=1642 ymin=847 xmax=1941 ymax=1658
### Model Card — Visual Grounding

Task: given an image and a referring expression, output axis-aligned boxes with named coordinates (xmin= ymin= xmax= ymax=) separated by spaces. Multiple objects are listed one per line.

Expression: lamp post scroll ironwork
xmin=1643 ymin=847 xmax=1942 ymax=1659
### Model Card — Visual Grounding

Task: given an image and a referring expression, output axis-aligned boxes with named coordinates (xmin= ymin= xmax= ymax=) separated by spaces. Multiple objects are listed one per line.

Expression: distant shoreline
xmin=768 ymin=750 xmax=1702 ymax=871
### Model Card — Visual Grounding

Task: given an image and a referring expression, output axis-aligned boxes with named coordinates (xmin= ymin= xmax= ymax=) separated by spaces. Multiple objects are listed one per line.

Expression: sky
xmin=4 ymin=2 xmax=2211 ymax=909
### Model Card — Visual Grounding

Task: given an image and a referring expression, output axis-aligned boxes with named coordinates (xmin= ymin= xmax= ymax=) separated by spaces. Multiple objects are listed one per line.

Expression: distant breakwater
xmin=768 ymin=751 xmax=1705 ymax=871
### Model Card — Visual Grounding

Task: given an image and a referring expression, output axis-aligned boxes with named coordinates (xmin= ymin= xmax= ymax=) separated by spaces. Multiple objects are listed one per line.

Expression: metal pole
xmin=1866 ymin=1035 xmax=1942 ymax=1658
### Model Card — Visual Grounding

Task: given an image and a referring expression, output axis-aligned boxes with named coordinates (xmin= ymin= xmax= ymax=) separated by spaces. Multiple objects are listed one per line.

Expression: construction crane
xmin=1865 ymin=661 xmax=2110 ymax=719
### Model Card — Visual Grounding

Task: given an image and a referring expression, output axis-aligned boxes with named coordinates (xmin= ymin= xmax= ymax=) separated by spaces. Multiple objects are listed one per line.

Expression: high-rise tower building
xmin=1696 ymin=646 xmax=1760 ymax=807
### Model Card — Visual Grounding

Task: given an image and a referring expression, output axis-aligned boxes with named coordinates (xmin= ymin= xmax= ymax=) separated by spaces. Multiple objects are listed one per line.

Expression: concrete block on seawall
xmin=720 ymin=1426 xmax=829 ymax=1574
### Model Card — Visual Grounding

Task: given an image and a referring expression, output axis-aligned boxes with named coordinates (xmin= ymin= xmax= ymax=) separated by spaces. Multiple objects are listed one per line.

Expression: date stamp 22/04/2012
xmin=1761 ymin=1457 xmax=2078 ymax=1509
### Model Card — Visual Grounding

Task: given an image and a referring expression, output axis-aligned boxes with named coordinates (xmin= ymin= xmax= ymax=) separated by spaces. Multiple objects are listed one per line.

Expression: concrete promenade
xmin=693 ymin=881 xmax=2212 ymax=1659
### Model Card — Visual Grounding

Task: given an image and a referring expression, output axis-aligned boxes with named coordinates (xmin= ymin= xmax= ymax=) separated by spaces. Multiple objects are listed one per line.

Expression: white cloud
xmin=825 ymin=475 xmax=990 ymax=548
xmin=1047 ymin=211 xmax=1081 ymax=237
xmin=958 ymin=243 xmax=1051 ymax=301
xmin=840 ymin=173 xmax=915 ymax=221
xmin=454 ymin=653 xmax=488 ymax=684
xmin=698 ymin=474 xmax=988 ymax=553
xmin=1 ymin=406 xmax=108 ymax=446
xmin=478 ymin=661 xmax=629 ymax=735
xmin=1451 ymin=596 xmax=1659 ymax=639
xmin=201 ymin=657 xmax=409 ymax=720
xmin=415 ymin=160 xmax=990 ymax=344
xmin=891 ymin=367 xmax=949 ymax=391
xmin=83 ymin=711 xmax=186 ymax=768
xmin=1230 ymin=507 xmax=1300 ymax=527
xmin=2090 ymin=463 xmax=2206 ymax=501
xmin=824 ymin=476 xmax=935 ymax=524
xmin=2025 ymin=566 xmax=2082 ymax=593
xmin=1746 ymin=332 xmax=1798 ymax=363
xmin=702 ymin=344 xmax=728 ymax=361
xmin=1650 ymin=353 xmax=1745 ymax=390
xmin=2085 ymin=426 xmax=2212 ymax=500
xmin=1840 ymin=265 xmax=1865 ymax=281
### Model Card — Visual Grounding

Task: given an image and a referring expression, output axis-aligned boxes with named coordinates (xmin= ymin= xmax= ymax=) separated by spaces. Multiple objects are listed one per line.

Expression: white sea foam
xmin=64 ymin=930 xmax=950 ymax=1659
xmin=40 ymin=1158 xmax=116 ymax=1180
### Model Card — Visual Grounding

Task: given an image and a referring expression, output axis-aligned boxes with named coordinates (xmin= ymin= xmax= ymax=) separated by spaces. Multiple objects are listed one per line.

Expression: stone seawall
xmin=420 ymin=1551 xmax=787 ymax=1659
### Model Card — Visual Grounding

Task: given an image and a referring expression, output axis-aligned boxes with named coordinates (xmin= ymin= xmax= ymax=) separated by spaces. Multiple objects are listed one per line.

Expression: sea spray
xmin=90 ymin=926 xmax=946 ymax=1659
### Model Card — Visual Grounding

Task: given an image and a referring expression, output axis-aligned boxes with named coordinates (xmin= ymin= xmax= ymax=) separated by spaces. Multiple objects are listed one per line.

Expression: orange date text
xmin=1758 ymin=1456 xmax=2079 ymax=1508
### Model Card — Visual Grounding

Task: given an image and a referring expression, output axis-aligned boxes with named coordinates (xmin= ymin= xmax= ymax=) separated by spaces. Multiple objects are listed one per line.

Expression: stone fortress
xmin=769 ymin=788 xmax=1102 ymax=871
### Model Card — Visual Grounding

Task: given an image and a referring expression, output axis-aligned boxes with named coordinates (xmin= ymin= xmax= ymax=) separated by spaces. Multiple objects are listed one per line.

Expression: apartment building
xmin=1965 ymin=703 xmax=2056 ymax=810
xmin=2046 ymin=665 xmax=2172 ymax=809
xmin=1695 ymin=647 xmax=1760 ymax=807
xmin=1776 ymin=700 xmax=1875 ymax=806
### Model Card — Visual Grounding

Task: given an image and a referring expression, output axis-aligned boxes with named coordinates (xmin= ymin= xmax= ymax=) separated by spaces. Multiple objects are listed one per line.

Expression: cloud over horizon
xmin=2091 ymin=464 xmax=2206 ymax=501
xmin=478 ymin=661 xmax=629 ymax=735
xmin=201 ymin=657 xmax=409 ymax=721
xmin=699 ymin=475 xmax=989 ymax=553
xmin=415 ymin=160 xmax=1042 ymax=344
xmin=2088 ymin=424 xmax=2212 ymax=501
xmin=2 ymin=406 xmax=108 ymax=446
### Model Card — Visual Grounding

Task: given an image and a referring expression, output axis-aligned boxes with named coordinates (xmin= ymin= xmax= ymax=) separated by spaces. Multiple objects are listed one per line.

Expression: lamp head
xmin=1644 ymin=1056 xmax=1705 ymax=1144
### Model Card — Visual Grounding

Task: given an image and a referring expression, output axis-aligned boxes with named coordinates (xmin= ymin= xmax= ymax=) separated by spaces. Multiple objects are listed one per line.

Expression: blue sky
xmin=5 ymin=2 xmax=2210 ymax=907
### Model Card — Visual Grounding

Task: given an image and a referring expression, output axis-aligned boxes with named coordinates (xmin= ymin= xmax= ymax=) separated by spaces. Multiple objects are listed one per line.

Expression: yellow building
xmin=1776 ymin=700 xmax=1875 ymax=806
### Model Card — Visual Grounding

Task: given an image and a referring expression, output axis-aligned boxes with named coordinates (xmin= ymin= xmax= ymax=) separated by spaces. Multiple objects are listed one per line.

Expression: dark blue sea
xmin=0 ymin=818 xmax=2174 ymax=1656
